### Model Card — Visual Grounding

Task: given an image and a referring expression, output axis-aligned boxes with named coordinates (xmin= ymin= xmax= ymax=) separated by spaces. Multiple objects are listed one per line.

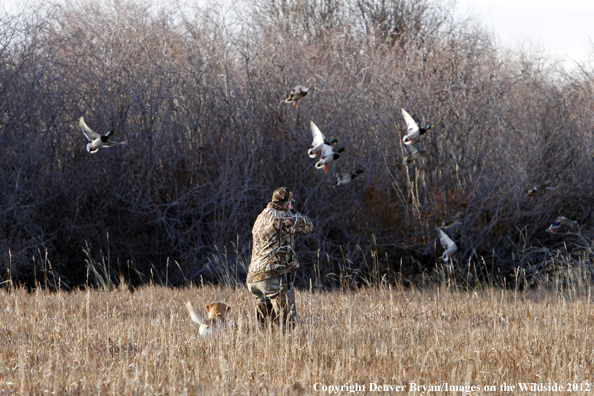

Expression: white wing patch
xmin=79 ymin=116 xmax=101 ymax=141
xmin=401 ymin=108 xmax=419 ymax=135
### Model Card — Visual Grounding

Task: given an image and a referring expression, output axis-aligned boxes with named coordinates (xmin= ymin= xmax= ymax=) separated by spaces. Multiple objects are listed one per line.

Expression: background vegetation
xmin=1 ymin=0 xmax=594 ymax=290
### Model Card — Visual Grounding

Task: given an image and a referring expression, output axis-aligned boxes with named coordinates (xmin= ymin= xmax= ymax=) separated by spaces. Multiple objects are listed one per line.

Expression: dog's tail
xmin=186 ymin=301 xmax=207 ymax=325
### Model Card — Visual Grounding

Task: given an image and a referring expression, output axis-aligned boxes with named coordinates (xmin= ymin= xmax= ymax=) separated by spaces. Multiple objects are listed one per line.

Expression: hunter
xmin=246 ymin=187 xmax=314 ymax=327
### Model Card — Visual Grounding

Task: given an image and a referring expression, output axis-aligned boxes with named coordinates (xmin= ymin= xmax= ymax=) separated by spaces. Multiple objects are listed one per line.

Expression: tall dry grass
xmin=1 ymin=282 xmax=593 ymax=395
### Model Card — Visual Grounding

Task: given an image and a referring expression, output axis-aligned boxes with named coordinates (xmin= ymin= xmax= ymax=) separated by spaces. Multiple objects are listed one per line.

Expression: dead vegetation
xmin=0 ymin=283 xmax=593 ymax=394
xmin=1 ymin=0 xmax=594 ymax=289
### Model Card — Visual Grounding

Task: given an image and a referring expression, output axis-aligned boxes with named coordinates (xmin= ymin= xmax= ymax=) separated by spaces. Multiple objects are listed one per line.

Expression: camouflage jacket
xmin=246 ymin=202 xmax=314 ymax=283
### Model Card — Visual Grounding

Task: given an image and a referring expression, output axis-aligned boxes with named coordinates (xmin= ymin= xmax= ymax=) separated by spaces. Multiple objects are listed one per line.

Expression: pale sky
xmin=3 ymin=0 xmax=593 ymax=70
xmin=455 ymin=0 xmax=594 ymax=69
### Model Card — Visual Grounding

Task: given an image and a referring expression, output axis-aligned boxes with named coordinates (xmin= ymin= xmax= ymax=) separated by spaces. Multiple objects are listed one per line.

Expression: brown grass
xmin=1 ymin=284 xmax=593 ymax=395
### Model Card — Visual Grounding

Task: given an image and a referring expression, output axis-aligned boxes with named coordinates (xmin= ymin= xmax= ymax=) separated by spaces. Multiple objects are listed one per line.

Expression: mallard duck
xmin=401 ymin=108 xmax=434 ymax=145
xmin=437 ymin=228 xmax=458 ymax=262
xmin=402 ymin=142 xmax=425 ymax=164
xmin=79 ymin=116 xmax=126 ymax=154
xmin=334 ymin=169 xmax=365 ymax=188
xmin=308 ymin=121 xmax=338 ymax=159
xmin=546 ymin=216 xmax=578 ymax=233
xmin=316 ymin=146 xmax=346 ymax=172
xmin=285 ymin=85 xmax=313 ymax=108
xmin=439 ymin=211 xmax=464 ymax=229
xmin=526 ymin=180 xmax=555 ymax=197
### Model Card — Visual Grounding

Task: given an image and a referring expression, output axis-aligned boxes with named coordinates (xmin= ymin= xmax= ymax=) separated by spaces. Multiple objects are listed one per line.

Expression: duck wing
xmin=438 ymin=229 xmax=456 ymax=251
xmin=310 ymin=121 xmax=325 ymax=147
xmin=103 ymin=139 xmax=127 ymax=147
xmin=79 ymin=116 xmax=101 ymax=141
xmin=321 ymin=142 xmax=334 ymax=159
xmin=295 ymin=85 xmax=307 ymax=94
xmin=401 ymin=108 xmax=419 ymax=143
xmin=336 ymin=170 xmax=349 ymax=183
xmin=334 ymin=172 xmax=342 ymax=187
xmin=402 ymin=142 xmax=425 ymax=164
xmin=441 ymin=211 xmax=463 ymax=229
xmin=403 ymin=142 xmax=419 ymax=155
xmin=286 ymin=85 xmax=307 ymax=102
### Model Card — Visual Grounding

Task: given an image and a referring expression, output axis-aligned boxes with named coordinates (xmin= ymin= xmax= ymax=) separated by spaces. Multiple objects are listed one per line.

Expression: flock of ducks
xmin=434 ymin=180 xmax=578 ymax=262
xmin=77 ymin=86 xmax=578 ymax=263
xmin=286 ymin=84 xmax=366 ymax=188
xmin=524 ymin=181 xmax=578 ymax=233
xmin=308 ymin=120 xmax=365 ymax=188
xmin=296 ymin=86 xmax=577 ymax=260
xmin=308 ymin=121 xmax=346 ymax=172
xmin=285 ymin=84 xmax=460 ymax=261
xmin=433 ymin=180 xmax=578 ymax=263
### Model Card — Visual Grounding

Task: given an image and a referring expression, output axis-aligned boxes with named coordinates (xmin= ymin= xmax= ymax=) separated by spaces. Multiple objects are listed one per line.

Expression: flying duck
xmin=79 ymin=116 xmax=126 ymax=154
xmin=437 ymin=228 xmax=458 ymax=262
xmin=309 ymin=121 xmax=338 ymax=159
xmin=316 ymin=146 xmax=346 ymax=172
xmin=402 ymin=142 xmax=425 ymax=164
xmin=401 ymin=108 xmax=434 ymax=145
xmin=439 ymin=211 xmax=464 ymax=229
xmin=526 ymin=180 xmax=555 ymax=197
xmin=334 ymin=170 xmax=365 ymax=188
xmin=546 ymin=216 xmax=578 ymax=233
xmin=285 ymin=85 xmax=313 ymax=108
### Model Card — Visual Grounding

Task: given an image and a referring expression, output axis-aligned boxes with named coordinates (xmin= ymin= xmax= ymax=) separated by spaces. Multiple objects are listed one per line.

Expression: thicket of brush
xmin=1 ymin=0 xmax=594 ymax=290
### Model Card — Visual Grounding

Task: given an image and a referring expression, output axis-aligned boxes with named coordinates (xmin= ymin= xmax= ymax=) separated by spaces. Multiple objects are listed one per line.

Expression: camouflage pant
xmin=247 ymin=273 xmax=296 ymax=328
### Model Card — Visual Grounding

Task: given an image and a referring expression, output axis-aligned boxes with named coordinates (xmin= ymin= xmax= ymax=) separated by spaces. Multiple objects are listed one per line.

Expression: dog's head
xmin=205 ymin=302 xmax=231 ymax=322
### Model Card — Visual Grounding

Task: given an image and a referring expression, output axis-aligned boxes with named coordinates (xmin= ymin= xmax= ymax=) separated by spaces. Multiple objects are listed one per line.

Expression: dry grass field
xmin=1 ymin=283 xmax=593 ymax=395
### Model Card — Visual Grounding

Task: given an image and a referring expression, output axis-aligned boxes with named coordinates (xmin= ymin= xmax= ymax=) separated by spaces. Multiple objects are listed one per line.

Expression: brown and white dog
xmin=185 ymin=301 xmax=231 ymax=336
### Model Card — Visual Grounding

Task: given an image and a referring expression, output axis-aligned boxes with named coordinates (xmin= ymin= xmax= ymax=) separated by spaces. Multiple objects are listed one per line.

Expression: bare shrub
xmin=0 ymin=0 xmax=593 ymax=289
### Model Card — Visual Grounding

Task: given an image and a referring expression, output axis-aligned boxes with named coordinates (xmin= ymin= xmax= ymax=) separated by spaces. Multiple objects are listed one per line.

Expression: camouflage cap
xmin=272 ymin=187 xmax=293 ymax=203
